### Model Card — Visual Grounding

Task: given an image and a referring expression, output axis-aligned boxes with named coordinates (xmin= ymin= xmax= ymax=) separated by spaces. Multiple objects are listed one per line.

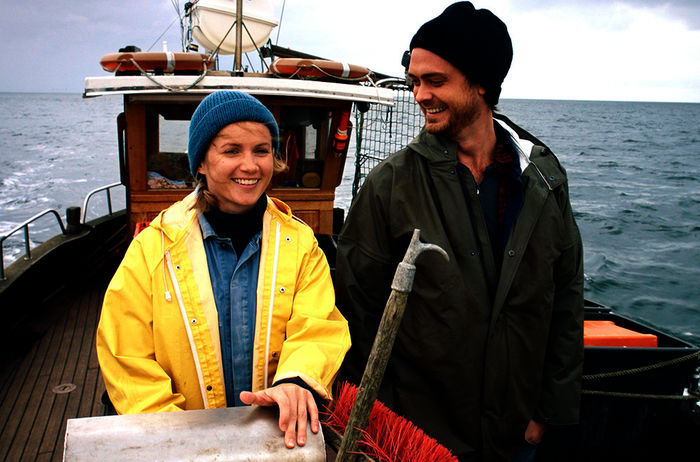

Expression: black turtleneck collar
xmin=204 ymin=194 xmax=267 ymax=256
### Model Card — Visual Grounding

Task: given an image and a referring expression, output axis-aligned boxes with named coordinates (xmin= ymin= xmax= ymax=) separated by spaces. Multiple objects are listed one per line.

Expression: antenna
xmin=170 ymin=0 xmax=186 ymax=51
xmin=275 ymin=0 xmax=286 ymax=45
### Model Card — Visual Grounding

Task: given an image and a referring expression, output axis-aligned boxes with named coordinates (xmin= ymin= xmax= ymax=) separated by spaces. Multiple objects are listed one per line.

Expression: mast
xmin=234 ymin=0 xmax=243 ymax=74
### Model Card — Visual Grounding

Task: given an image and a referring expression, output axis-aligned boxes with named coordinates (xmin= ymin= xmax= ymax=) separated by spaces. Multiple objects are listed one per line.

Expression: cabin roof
xmin=83 ymin=75 xmax=395 ymax=106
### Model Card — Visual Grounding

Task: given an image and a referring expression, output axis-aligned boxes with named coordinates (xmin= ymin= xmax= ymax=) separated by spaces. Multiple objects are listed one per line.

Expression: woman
xmin=96 ymin=91 xmax=351 ymax=448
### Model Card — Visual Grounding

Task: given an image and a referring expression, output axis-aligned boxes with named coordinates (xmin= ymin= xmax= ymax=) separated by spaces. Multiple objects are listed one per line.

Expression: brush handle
xmin=335 ymin=229 xmax=448 ymax=461
xmin=335 ymin=290 xmax=409 ymax=462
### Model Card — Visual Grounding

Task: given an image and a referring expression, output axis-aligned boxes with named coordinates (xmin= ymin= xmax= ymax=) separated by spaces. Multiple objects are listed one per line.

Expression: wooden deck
xmin=0 ymin=271 xmax=109 ymax=462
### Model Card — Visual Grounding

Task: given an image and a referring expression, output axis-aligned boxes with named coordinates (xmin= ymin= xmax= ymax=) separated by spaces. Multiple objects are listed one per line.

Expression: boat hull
xmin=537 ymin=303 xmax=700 ymax=461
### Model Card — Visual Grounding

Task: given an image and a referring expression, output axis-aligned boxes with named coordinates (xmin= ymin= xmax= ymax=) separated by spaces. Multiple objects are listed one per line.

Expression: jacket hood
xmin=406 ymin=116 xmax=561 ymax=191
xmin=407 ymin=117 xmax=533 ymax=171
xmin=148 ymin=192 xmax=199 ymax=244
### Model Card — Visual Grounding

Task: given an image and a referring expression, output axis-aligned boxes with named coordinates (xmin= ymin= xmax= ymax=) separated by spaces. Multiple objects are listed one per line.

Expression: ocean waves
xmin=500 ymin=99 xmax=700 ymax=345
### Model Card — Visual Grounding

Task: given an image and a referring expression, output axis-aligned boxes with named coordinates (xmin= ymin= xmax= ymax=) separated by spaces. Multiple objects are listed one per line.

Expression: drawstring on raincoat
xmin=162 ymin=230 xmax=172 ymax=302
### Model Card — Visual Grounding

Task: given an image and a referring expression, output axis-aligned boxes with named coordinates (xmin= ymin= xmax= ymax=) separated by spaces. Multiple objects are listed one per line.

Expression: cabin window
xmin=146 ymin=107 xmax=196 ymax=190
xmin=138 ymin=100 xmax=347 ymax=192
xmin=305 ymin=125 xmax=318 ymax=159
xmin=272 ymin=106 xmax=331 ymax=188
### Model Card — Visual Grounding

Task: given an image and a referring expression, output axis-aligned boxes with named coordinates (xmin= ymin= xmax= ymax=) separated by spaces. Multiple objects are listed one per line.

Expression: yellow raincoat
xmin=96 ymin=192 xmax=350 ymax=414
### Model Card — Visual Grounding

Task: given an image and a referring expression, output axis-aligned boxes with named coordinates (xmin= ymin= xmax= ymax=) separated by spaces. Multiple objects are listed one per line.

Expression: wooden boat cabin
xmin=85 ymin=74 xmax=393 ymax=236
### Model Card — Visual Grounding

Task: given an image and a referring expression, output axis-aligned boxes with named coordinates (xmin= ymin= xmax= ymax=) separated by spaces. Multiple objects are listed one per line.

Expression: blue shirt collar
xmin=198 ymin=211 xmax=219 ymax=241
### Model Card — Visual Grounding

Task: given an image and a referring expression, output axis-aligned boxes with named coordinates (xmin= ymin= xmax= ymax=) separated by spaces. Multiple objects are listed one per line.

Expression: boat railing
xmin=81 ymin=182 xmax=125 ymax=224
xmin=0 ymin=209 xmax=66 ymax=280
xmin=353 ymin=81 xmax=423 ymax=198
xmin=1 ymin=183 xmax=126 ymax=280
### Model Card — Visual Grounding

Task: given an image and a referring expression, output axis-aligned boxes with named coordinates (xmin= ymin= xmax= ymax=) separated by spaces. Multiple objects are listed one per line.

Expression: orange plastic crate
xmin=584 ymin=320 xmax=658 ymax=347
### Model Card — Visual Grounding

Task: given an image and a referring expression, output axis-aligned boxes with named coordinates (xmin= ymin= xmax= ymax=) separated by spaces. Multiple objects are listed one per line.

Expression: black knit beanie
xmin=409 ymin=1 xmax=512 ymax=107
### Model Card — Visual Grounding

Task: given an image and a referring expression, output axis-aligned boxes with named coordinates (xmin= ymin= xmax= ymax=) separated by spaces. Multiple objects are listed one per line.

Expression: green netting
xmin=352 ymin=83 xmax=424 ymax=198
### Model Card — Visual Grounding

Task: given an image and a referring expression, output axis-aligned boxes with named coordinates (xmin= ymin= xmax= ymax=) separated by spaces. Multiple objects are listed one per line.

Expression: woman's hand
xmin=239 ymin=383 xmax=319 ymax=448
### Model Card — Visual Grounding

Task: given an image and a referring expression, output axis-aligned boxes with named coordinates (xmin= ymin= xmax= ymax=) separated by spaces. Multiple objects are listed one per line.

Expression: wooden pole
xmin=335 ymin=229 xmax=448 ymax=461
xmin=234 ymin=0 xmax=243 ymax=73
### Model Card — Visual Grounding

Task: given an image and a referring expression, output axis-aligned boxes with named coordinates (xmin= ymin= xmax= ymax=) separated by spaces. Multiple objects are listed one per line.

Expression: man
xmin=335 ymin=2 xmax=584 ymax=461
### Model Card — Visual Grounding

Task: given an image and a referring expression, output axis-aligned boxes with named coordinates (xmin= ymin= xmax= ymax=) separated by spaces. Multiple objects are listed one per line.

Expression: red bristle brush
xmin=323 ymin=381 xmax=458 ymax=462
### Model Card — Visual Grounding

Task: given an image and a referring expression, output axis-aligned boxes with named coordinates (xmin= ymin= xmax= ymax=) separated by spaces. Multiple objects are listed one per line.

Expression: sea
xmin=1 ymin=93 xmax=699 ymax=347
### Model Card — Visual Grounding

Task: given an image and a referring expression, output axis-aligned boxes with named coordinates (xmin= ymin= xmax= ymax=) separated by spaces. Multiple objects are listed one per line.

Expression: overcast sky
xmin=2 ymin=0 xmax=698 ymax=102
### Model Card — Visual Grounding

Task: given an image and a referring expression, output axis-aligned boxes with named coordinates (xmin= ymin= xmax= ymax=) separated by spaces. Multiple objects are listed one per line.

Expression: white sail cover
xmin=191 ymin=0 xmax=278 ymax=54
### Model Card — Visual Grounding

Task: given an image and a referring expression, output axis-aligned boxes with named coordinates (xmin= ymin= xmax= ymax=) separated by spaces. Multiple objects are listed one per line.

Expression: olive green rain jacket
xmin=336 ymin=115 xmax=584 ymax=461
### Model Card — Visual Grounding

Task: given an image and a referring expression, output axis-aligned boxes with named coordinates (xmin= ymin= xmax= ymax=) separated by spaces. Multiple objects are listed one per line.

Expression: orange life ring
xmin=269 ymin=58 xmax=370 ymax=81
xmin=100 ymin=52 xmax=213 ymax=73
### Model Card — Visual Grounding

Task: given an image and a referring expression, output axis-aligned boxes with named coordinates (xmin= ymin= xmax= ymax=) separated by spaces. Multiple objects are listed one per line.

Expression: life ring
xmin=100 ymin=52 xmax=213 ymax=73
xmin=269 ymin=58 xmax=371 ymax=81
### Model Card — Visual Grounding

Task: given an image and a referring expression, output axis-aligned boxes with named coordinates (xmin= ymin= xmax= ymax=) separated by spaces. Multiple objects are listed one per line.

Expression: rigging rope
xmin=127 ymin=58 xmax=209 ymax=92
xmin=204 ymin=16 xmax=269 ymax=73
xmin=582 ymin=389 xmax=700 ymax=400
xmin=582 ymin=350 xmax=700 ymax=380
xmin=276 ymin=0 xmax=286 ymax=45
xmin=146 ymin=16 xmax=180 ymax=52
xmin=581 ymin=350 xmax=700 ymax=400
xmin=170 ymin=0 xmax=187 ymax=51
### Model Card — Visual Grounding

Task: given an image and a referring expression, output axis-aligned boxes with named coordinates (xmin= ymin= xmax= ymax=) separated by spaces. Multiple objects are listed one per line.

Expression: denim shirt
xmin=199 ymin=212 xmax=261 ymax=407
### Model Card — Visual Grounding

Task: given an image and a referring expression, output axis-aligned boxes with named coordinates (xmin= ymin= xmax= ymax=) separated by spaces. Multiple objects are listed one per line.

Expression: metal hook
xmin=391 ymin=229 xmax=449 ymax=293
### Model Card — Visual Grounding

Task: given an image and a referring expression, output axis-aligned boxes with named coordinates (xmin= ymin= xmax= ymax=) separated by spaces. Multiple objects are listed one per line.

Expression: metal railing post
xmin=81 ymin=182 xmax=123 ymax=224
xmin=0 ymin=209 xmax=66 ymax=280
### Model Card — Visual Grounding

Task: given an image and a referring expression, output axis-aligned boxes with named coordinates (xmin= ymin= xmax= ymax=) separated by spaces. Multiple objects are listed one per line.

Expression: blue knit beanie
xmin=188 ymin=91 xmax=279 ymax=176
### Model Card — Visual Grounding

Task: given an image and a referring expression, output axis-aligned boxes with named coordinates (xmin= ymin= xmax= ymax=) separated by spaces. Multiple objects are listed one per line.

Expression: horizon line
xmin=0 ymin=90 xmax=698 ymax=105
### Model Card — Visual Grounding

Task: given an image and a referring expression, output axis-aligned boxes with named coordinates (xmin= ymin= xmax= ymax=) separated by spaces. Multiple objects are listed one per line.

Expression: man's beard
xmin=424 ymin=97 xmax=480 ymax=139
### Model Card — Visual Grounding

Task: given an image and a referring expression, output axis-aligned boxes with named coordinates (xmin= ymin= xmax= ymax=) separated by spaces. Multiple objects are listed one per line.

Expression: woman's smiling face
xmin=197 ymin=121 xmax=273 ymax=214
